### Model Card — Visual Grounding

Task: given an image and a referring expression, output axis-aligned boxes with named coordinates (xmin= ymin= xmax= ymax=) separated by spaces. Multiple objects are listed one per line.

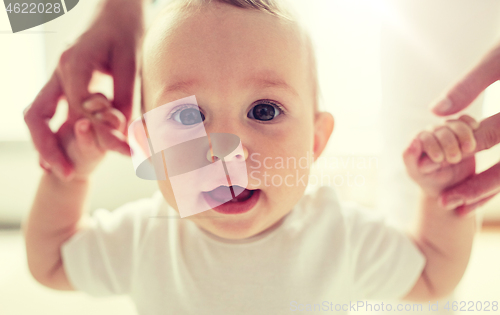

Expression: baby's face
xmin=142 ymin=3 xmax=329 ymax=239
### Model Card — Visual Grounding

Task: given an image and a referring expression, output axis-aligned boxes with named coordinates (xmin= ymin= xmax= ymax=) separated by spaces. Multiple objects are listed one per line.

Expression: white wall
xmin=0 ymin=141 xmax=157 ymax=227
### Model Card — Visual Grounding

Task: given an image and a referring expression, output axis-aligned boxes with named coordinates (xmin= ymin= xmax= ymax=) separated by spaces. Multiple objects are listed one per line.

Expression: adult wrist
xmin=98 ymin=0 xmax=146 ymax=37
xmin=101 ymin=0 xmax=147 ymax=18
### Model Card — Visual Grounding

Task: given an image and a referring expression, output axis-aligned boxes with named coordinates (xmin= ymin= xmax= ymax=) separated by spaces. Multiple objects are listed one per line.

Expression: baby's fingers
xmin=75 ymin=119 xmax=91 ymax=143
xmin=445 ymin=119 xmax=477 ymax=154
xmin=92 ymin=121 xmax=130 ymax=156
xmin=419 ymin=131 xmax=444 ymax=163
xmin=94 ymin=108 xmax=126 ymax=133
xmin=82 ymin=93 xmax=125 ymax=132
xmin=74 ymin=119 xmax=102 ymax=156
xmin=433 ymin=126 xmax=462 ymax=164
xmin=403 ymin=138 xmax=423 ymax=177
xmin=82 ymin=94 xmax=129 ymax=155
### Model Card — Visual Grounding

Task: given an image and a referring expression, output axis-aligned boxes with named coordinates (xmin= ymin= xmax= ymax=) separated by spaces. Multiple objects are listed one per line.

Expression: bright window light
xmin=0 ymin=20 xmax=46 ymax=141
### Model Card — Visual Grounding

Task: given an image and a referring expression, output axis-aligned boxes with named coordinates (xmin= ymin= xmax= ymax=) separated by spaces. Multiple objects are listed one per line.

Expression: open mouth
xmin=207 ymin=185 xmax=253 ymax=202
xmin=203 ymin=185 xmax=260 ymax=214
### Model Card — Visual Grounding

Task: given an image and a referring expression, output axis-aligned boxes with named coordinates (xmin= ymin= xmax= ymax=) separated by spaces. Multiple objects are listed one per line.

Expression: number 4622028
xmin=5 ymin=2 xmax=62 ymax=14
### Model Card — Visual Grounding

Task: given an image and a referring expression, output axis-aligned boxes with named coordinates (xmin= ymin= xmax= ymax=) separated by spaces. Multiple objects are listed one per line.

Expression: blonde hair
xmin=141 ymin=0 xmax=319 ymax=113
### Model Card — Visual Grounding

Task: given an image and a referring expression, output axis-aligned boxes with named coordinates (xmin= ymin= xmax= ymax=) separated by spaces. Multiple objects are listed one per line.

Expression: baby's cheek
xmin=247 ymin=152 xmax=313 ymax=189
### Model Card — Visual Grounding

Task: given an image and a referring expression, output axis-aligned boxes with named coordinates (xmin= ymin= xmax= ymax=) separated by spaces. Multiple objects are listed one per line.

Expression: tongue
xmin=209 ymin=186 xmax=252 ymax=202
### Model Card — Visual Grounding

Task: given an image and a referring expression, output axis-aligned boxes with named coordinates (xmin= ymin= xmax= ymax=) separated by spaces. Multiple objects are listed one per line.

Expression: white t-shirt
xmin=61 ymin=186 xmax=425 ymax=314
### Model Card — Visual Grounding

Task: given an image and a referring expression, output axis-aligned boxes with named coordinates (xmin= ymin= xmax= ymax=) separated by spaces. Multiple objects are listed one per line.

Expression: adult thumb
xmin=431 ymin=47 xmax=500 ymax=116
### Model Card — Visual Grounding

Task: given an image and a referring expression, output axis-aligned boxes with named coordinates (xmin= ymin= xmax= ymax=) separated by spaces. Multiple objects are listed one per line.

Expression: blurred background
xmin=1 ymin=0 xmax=500 ymax=314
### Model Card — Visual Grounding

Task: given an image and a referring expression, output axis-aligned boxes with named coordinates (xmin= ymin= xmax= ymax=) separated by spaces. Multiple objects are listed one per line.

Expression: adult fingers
xmin=82 ymin=93 xmax=111 ymax=114
xmin=474 ymin=111 xmax=500 ymax=152
xmin=431 ymin=46 xmax=500 ymax=116
xmin=24 ymin=72 xmax=74 ymax=179
xmin=111 ymin=47 xmax=136 ymax=125
xmin=455 ymin=194 xmax=497 ymax=217
xmin=57 ymin=47 xmax=93 ymax=118
xmin=458 ymin=115 xmax=480 ymax=130
xmin=440 ymin=162 xmax=500 ymax=209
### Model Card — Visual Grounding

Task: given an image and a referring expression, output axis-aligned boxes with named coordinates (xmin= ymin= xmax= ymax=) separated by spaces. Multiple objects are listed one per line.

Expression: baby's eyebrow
xmin=247 ymin=71 xmax=299 ymax=98
xmin=162 ymin=79 xmax=198 ymax=95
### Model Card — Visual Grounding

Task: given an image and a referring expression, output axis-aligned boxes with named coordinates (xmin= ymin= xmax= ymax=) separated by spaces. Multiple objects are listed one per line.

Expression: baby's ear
xmin=313 ymin=111 xmax=334 ymax=160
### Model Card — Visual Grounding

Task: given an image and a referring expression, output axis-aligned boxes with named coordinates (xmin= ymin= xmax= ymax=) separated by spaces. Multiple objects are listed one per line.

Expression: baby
xmin=25 ymin=0 xmax=480 ymax=314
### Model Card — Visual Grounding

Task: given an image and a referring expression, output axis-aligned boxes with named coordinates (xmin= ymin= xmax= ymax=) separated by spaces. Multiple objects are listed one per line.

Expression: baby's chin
xmin=162 ymin=191 xmax=286 ymax=240
xmin=193 ymin=208 xmax=289 ymax=241
xmin=157 ymin=179 xmax=303 ymax=240
xmin=185 ymin=189 xmax=270 ymax=240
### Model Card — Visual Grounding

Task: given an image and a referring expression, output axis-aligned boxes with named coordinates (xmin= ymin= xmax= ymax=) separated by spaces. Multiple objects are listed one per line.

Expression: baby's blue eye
xmin=248 ymin=101 xmax=282 ymax=121
xmin=172 ymin=107 xmax=205 ymax=125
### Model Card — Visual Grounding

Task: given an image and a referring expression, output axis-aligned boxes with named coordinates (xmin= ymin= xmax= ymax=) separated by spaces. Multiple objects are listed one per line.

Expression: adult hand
xmin=24 ymin=0 xmax=145 ymax=180
xmin=430 ymin=43 xmax=500 ymax=215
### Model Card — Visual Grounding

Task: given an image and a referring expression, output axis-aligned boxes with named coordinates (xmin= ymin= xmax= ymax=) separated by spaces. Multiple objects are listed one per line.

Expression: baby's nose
xmin=205 ymin=133 xmax=247 ymax=163
xmin=206 ymin=145 xmax=247 ymax=162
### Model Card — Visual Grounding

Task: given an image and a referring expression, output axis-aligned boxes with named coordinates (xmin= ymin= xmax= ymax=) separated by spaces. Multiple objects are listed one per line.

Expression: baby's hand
xmin=403 ymin=115 xmax=479 ymax=200
xmin=42 ymin=94 xmax=127 ymax=181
